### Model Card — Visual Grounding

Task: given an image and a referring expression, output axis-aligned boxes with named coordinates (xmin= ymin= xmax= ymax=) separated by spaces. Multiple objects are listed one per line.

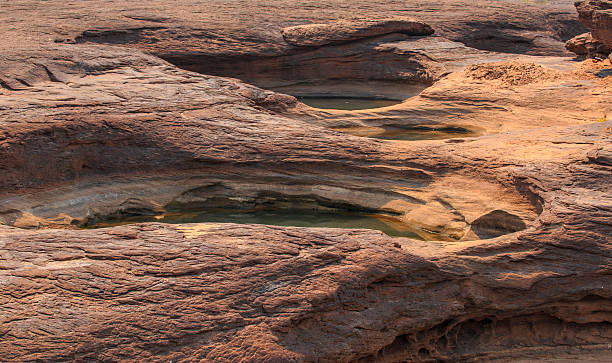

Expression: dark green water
xmin=298 ymin=97 xmax=401 ymax=110
xmin=84 ymin=209 xmax=426 ymax=239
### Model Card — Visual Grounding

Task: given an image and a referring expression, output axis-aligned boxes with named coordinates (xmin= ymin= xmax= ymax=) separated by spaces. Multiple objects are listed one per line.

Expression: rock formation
xmin=281 ymin=18 xmax=434 ymax=47
xmin=567 ymin=0 xmax=612 ymax=59
xmin=566 ymin=32 xmax=611 ymax=57
xmin=0 ymin=0 xmax=611 ymax=361
xmin=576 ymin=0 xmax=612 ymax=48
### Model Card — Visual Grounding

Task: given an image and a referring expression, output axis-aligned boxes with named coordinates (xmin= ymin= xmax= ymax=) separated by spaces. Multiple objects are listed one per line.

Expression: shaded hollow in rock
xmin=470 ymin=209 xmax=527 ymax=239
xmin=365 ymin=296 xmax=612 ymax=362
xmin=161 ymin=32 xmax=441 ymax=101
xmin=80 ymin=190 xmax=434 ymax=239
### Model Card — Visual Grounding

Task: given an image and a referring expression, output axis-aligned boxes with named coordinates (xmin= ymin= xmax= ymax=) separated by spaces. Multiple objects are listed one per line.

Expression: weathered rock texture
xmin=0 ymin=204 xmax=611 ymax=362
xmin=566 ymin=0 xmax=612 ymax=58
xmin=0 ymin=0 xmax=611 ymax=361
xmin=576 ymin=0 xmax=612 ymax=49
xmin=566 ymin=32 xmax=611 ymax=57
xmin=0 ymin=0 xmax=586 ymax=56
xmin=281 ymin=18 xmax=434 ymax=47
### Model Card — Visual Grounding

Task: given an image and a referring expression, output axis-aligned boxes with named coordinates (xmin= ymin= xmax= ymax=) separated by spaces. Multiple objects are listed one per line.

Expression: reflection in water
xmin=298 ymin=97 xmax=401 ymax=110
xmin=83 ymin=208 xmax=435 ymax=240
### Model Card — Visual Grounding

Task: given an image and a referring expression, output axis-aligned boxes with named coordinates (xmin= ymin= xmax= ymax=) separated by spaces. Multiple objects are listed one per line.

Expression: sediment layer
xmin=0 ymin=1 xmax=611 ymax=361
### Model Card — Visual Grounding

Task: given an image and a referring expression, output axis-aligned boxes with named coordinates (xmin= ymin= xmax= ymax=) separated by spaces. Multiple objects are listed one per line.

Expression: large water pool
xmin=83 ymin=208 xmax=435 ymax=240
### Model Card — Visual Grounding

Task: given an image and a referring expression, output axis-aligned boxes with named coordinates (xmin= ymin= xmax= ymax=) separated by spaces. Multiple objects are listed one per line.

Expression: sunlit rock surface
xmin=0 ymin=0 xmax=611 ymax=361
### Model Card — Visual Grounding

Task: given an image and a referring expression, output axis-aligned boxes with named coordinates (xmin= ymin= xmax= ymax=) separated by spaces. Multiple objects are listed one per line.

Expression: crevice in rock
xmin=513 ymin=176 xmax=546 ymax=215
xmin=0 ymin=78 xmax=16 ymax=90
xmin=73 ymin=27 xmax=168 ymax=45
xmin=470 ymin=210 xmax=527 ymax=239
xmin=334 ymin=124 xmax=482 ymax=141
xmin=368 ymin=307 xmax=612 ymax=361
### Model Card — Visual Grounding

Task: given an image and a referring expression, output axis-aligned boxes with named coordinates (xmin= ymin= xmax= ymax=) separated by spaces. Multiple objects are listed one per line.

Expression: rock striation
xmin=0 ymin=0 xmax=611 ymax=361
xmin=566 ymin=32 xmax=611 ymax=57
xmin=576 ymin=0 xmax=612 ymax=48
xmin=570 ymin=0 xmax=612 ymax=59
xmin=281 ymin=18 xmax=434 ymax=47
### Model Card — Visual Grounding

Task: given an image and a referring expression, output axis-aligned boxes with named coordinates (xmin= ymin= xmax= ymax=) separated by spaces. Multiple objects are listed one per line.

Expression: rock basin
xmin=296 ymin=97 xmax=402 ymax=111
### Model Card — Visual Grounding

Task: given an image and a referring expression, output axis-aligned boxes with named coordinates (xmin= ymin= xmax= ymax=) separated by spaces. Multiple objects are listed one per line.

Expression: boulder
xmin=566 ymin=32 xmax=611 ymax=57
xmin=575 ymin=0 xmax=612 ymax=49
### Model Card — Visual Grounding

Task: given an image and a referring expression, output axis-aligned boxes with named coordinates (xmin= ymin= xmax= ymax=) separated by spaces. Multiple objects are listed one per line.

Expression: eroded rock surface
xmin=1 ymin=129 xmax=611 ymax=360
xmin=0 ymin=0 xmax=586 ymax=61
xmin=0 ymin=0 xmax=611 ymax=361
xmin=566 ymin=1 xmax=612 ymax=59
xmin=281 ymin=18 xmax=434 ymax=47
xmin=566 ymin=32 xmax=611 ymax=57
xmin=576 ymin=0 xmax=612 ymax=49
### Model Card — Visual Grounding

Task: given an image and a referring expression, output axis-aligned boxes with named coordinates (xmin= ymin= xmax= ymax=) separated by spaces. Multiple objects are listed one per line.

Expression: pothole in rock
xmin=80 ymin=192 xmax=434 ymax=240
xmin=267 ymin=82 xmax=485 ymax=141
xmin=3 ymin=180 xmax=533 ymax=242
xmin=157 ymin=39 xmax=484 ymax=138
xmin=83 ymin=208 xmax=429 ymax=239
xmin=270 ymin=81 xmax=429 ymax=111
xmin=334 ymin=125 xmax=482 ymax=141
xmin=296 ymin=96 xmax=402 ymax=111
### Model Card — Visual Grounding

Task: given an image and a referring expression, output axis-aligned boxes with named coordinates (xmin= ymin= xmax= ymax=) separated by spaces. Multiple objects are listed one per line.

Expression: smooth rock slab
xmin=281 ymin=18 xmax=434 ymax=47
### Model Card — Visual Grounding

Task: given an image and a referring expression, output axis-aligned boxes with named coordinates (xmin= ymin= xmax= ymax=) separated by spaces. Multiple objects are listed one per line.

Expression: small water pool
xmin=298 ymin=97 xmax=402 ymax=110
xmin=335 ymin=125 xmax=480 ymax=141
xmin=371 ymin=126 xmax=479 ymax=141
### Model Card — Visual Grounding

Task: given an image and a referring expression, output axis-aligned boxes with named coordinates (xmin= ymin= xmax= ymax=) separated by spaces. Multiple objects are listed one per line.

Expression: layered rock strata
xmin=566 ymin=32 xmax=611 ymax=57
xmin=0 ymin=1 xmax=611 ymax=361
xmin=576 ymin=0 xmax=612 ymax=48
xmin=568 ymin=0 xmax=612 ymax=59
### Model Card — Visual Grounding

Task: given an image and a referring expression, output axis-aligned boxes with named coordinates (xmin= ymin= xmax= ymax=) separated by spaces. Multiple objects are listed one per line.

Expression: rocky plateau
xmin=0 ymin=0 xmax=611 ymax=362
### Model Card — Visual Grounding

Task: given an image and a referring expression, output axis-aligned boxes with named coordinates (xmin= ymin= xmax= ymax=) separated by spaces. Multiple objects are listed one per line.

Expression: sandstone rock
xmin=0 ymin=1 xmax=611 ymax=361
xmin=567 ymin=32 xmax=592 ymax=54
xmin=286 ymin=54 xmax=611 ymax=136
xmin=1 ymin=44 xmax=610 ymax=360
xmin=0 ymin=149 xmax=610 ymax=361
xmin=566 ymin=32 xmax=612 ymax=56
xmin=0 ymin=0 xmax=585 ymax=58
xmin=281 ymin=18 xmax=434 ymax=47
xmin=575 ymin=0 xmax=612 ymax=49
xmin=169 ymin=33 xmax=446 ymax=94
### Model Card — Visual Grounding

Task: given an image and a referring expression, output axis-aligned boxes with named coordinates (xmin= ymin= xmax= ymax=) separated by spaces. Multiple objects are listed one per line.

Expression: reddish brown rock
xmin=0 ymin=45 xmax=610 ymax=360
xmin=281 ymin=18 xmax=434 ymax=47
xmin=0 ymin=0 xmax=585 ymax=57
xmin=576 ymin=0 xmax=612 ymax=49
xmin=566 ymin=32 xmax=611 ymax=57
xmin=0 ymin=137 xmax=611 ymax=361
xmin=0 ymin=1 xmax=611 ymax=362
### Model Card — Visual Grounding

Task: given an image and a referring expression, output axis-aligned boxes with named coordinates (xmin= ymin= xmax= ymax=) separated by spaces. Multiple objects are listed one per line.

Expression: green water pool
xmin=84 ymin=208 xmax=429 ymax=239
xmin=297 ymin=97 xmax=402 ymax=110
